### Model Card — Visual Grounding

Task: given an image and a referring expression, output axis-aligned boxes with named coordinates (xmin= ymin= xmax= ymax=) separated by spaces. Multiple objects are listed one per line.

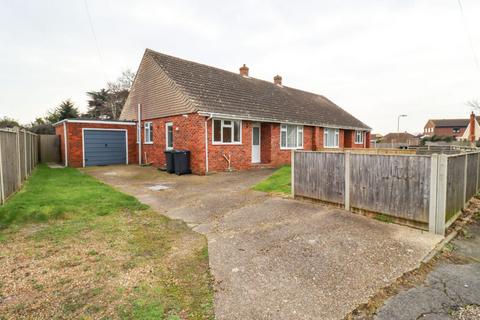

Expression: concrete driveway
xmin=84 ymin=165 xmax=442 ymax=320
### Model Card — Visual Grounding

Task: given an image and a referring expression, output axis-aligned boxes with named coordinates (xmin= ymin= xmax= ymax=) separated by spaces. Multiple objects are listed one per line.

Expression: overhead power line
xmin=83 ymin=0 xmax=107 ymax=81
xmin=457 ymin=0 xmax=480 ymax=72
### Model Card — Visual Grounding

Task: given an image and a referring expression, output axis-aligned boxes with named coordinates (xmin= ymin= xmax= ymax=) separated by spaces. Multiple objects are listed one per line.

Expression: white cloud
xmin=1 ymin=0 xmax=479 ymax=134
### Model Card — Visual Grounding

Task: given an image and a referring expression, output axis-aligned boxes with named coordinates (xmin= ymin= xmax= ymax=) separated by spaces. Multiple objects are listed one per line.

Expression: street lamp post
xmin=397 ymin=114 xmax=407 ymax=133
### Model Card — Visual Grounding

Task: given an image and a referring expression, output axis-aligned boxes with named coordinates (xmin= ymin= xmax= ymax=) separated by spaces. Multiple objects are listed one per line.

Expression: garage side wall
xmin=65 ymin=123 xmax=138 ymax=167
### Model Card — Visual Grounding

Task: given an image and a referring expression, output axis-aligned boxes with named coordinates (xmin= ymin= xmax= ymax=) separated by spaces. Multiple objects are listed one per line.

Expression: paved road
xmin=85 ymin=165 xmax=441 ymax=320
xmin=376 ymin=218 xmax=480 ymax=320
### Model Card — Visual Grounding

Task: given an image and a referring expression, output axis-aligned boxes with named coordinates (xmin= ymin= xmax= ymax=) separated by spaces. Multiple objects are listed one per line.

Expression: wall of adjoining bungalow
xmin=138 ymin=114 xmax=369 ymax=174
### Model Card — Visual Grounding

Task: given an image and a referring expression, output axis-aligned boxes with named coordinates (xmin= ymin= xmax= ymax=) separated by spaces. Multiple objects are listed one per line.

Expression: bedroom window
xmin=212 ymin=119 xmax=241 ymax=144
xmin=324 ymin=128 xmax=339 ymax=148
xmin=144 ymin=122 xmax=153 ymax=144
xmin=280 ymin=124 xmax=303 ymax=149
xmin=355 ymin=130 xmax=364 ymax=144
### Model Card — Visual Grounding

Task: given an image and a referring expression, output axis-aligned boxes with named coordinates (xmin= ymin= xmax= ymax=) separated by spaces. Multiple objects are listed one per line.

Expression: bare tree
xmin=466 ymin=99 xmax=480 ymax=111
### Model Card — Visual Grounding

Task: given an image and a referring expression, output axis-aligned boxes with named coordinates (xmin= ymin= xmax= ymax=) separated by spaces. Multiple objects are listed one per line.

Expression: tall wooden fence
xmin=0 ymin=128 xmax=39 ymax=204
xmin=292 ymin=150 xmax=480 ymax=235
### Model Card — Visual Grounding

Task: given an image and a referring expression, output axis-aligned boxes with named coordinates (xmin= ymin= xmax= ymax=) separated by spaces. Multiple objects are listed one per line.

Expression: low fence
xmin=0 ymin=128 xmax=39 ymax=204
xmin=292 ymin=150 xmax=480 ymax=235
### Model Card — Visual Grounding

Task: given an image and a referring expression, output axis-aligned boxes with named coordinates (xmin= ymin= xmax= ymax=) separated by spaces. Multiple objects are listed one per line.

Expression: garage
xmin=83 ymin=129 xmax=128 ymax=166
xmin=53 ymin=119 xmax=138 ymax=167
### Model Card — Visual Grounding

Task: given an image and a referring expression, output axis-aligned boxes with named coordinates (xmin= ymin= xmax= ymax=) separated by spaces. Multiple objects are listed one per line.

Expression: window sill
xmin=354 ymin=142 xmax=364 ymax=145
xmin=144 ymin=142 xmax=153 ymax=145
xmin=280 ymin=147 xmax=304 ymax=150
xmin=323 ymin=146 xmax=339 ymax=149
xmin=212 ymin=142 xmax=242 ymax=145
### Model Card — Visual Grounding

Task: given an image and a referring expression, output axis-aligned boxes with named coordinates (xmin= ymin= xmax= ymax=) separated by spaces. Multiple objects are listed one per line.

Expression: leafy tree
xmin=28 ymin=117 xmax=54 ymax=134
xmin=47 ymin=99 xmax=80 ymax=123
xmin=0 ymin=116 xmax=20 ymax=128
xmin=86 ymin=89 xmax=110 ymax=118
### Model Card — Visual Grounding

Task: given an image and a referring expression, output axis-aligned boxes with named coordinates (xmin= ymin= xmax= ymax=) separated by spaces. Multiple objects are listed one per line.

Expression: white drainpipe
xmin=63 ymin=122 xmax=68 ymax=167
xmin=137 ymin=104 xmax=142 ymax=165
xmin=204 ymin=115 xmax=213 ymax=174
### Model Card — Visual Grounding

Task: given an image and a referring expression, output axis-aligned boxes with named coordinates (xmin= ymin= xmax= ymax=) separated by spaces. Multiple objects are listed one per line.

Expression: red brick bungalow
xmin=55 ymin=49 xmax=371 ymax=174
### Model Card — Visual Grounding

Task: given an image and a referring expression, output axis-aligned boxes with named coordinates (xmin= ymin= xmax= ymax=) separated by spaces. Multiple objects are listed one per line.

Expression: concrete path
xmin=84 ymin=165 xmax=442 ymax=320
xmin=375 ymin=219 xmax=480 ymax=320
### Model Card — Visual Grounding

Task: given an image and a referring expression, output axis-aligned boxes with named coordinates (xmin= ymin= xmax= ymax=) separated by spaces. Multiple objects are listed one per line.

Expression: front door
xmin=252 ymin=124 xmax=261 ymax=163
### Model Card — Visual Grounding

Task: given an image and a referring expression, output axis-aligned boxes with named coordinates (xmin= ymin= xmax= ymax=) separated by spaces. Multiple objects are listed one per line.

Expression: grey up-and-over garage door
xmin=83 ymin=130 xmax=127 ymax=166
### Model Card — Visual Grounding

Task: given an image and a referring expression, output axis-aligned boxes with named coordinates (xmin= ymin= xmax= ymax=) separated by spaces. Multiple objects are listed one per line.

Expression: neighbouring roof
xmin=381 ymin=132 xmax=418 ymax=144
xmin=122 ymin=49 xmax=370 ymax=130
xmin=428 ymin=119 xmax=470 ymax=128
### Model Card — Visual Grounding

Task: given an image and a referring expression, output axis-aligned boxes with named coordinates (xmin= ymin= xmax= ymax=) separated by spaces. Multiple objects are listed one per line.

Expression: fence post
xmin=16 ymin=127 xmax=21 ymax=186
xmin=23 ymin=130 xmax=28 ymax=177
xmin=463 ymin=154 xmax=468 ymax=207
xmin=344 ymin=151 xmax=351 ymax=210
xmin=291 ymin=150 xmax=295 ymax=197
xmin=477 ymin=153 xmax=480 ymax=192
xmin=0 ymin=134 xmax=4 ymax=205
xmin=429 ymin=154 xmax=438 ymax=233
xmin=435 ymin=154 xmax=448 ymax=235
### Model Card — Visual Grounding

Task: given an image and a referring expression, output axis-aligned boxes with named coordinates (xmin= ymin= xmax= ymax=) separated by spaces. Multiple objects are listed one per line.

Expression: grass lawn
xmin=0 ymin=165 xmax=214 ymax=320
xmin=252 ymin=165 xmax=291 ymax=195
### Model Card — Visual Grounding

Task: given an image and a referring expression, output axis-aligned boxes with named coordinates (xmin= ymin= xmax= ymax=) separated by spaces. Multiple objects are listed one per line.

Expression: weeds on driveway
xmin=0 ymin=165 xmax=214 ymax=319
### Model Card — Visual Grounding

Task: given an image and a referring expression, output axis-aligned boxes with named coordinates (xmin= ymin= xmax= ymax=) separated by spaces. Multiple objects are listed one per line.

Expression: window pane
xmin=167 ymin=125 xmax=173 ymax=148
xmin=287 ymin=125 xmax=296 ymax=148
xmin=297 ymin=127 xmax=303 ymax=148
xmin=281 ymin=131 xmax=287 ymax=147
xmin=213 ymin=120 xmax=221 ymax=142
xmin=223 ymin=126 xmax=232 ymax=142
xmin=233 ymin=121 xmax=240 ymax=142
xmin=149 ymin=124 xmax=154 ymax=142
xmin=224 ymin=120 xmax=231 ymax=126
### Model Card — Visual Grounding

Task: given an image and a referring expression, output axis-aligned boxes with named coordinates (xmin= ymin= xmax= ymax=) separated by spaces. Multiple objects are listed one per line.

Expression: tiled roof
xmin=126 ymin=49 xmax=370 ymax=130
xmin=430 ymin=119 xmax=470 ymax=127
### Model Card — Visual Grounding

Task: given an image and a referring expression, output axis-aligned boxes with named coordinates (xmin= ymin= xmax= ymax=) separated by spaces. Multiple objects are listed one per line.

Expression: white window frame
xmin=354 ymin=130 xmax=364 ymax=144
xmin=165 ymin=122 xmax=173 ymax=150
xmin=324 ymin=128 xmax=340 ymax=148
xmin=212 ymin=118 xmax=242 ymax=145
xmin=280 ymin=124 xmax=304 ymax=150
xmin=144 ymin=122 xmax=153 ymax=144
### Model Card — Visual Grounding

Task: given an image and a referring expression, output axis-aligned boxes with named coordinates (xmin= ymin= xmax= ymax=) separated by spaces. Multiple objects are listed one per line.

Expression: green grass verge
xmin=0 ymin=165 xmax=214 ymax=319
xmin=0 ymin=164 xmax=147 ymax=230
xmin=252 ymin=165 xmax=291 ymax=195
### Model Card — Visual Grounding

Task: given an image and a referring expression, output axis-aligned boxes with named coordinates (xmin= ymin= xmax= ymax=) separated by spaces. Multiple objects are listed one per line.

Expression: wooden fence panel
xmin=0 ymin=129 xmax=39 ymax=204
xmin=39 ymin=134 xmax=60 ymax=163
xmin=445 ymin=155 xmax=466 ymax=222
xmin=466 ymin=153 xmax=478 ymax=201
xmin=294 ymin=151 xmax=345 ymax=204
xmin=349 ymin=154 xmax=431 ymax=223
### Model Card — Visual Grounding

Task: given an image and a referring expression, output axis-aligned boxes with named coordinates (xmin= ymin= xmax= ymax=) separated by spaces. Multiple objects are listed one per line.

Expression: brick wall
xmin=55 ymin=122 xmax=138 ymax=167
xmin=434 ymin=127 xmax=466 ymax=139
xmin=55 ymin=124 xmax=65 ymax=165
xmin=140 ymin=113 xmax=206 ymax=174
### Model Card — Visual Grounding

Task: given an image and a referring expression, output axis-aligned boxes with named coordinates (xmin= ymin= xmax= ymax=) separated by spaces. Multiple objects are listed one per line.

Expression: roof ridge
xmin=145 ymin=48 xmax=333 ymax=100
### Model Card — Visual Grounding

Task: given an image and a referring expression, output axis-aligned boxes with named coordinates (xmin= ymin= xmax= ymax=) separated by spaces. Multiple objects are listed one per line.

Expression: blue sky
xmin=1 ymin=0 xmax=479 ymax=134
